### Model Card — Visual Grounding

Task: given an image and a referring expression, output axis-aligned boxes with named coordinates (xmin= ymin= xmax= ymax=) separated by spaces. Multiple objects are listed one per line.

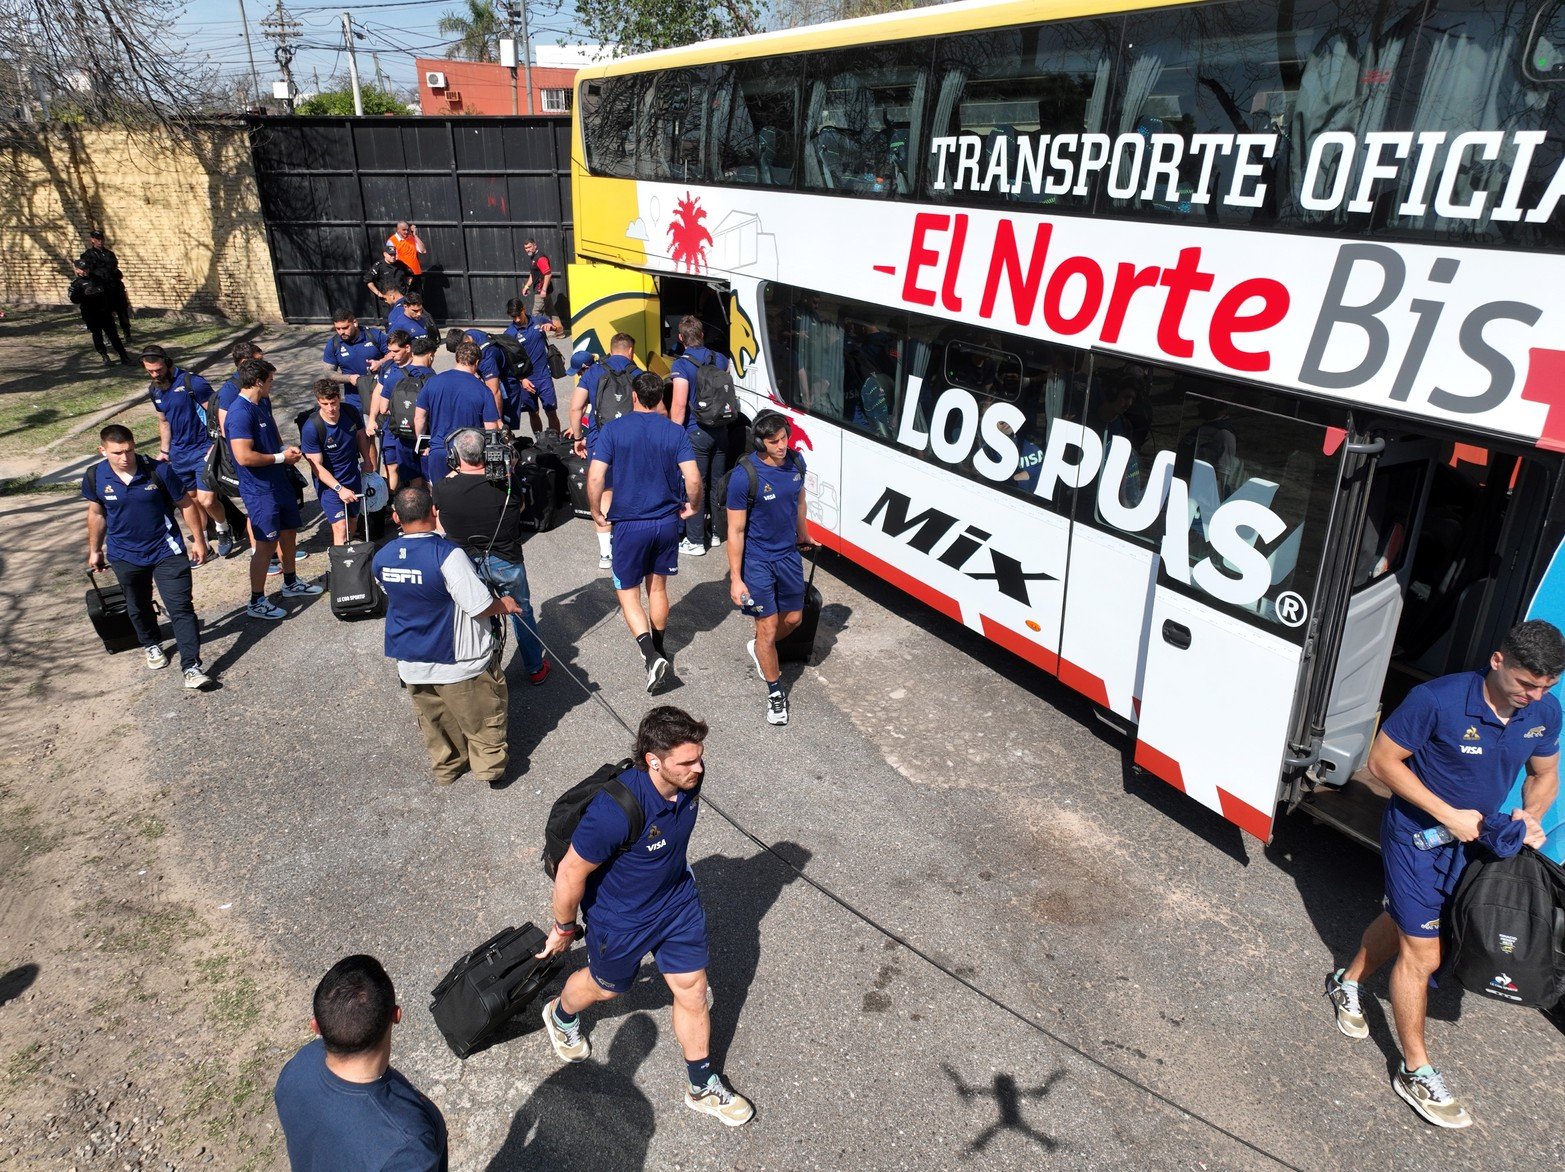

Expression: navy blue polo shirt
xmin=81 ymin=456 xmax=187 ymax=566
xmin=508 ymin=321 xmax=555 ymax=398
xmin=417 ymin=370 xmax=498 ymax=440
xmin=593 ymin=411 xmax=695 ymax=522
xmin=671 ymin=346 xmax=728 ymax=433
xmin=300 ymin=405 xmax=366 ymax=486
xmin=573 ymin=767 xmax=701 ymax=934
xmin=147 ymin=369 xmax=214 ymax=464
xmin=273 ymin=1038 xmax=448 ymax=1172
xmin=225 ymin=394 xmax=288 ymax=496
xmin=1382 ymin=669 xmax=1562 ymax=832
xmin=461 ymin=328 xmax=511 ymax=388
xmin=323 ymin=327 xmax=388 ymax=379
xmin=386 ymin=304 xmax=430 ymax=340
xmin=580 ymin=354 xmax=637 ymax=454
xmin=727 ymin=451 xmax=807 ymax=558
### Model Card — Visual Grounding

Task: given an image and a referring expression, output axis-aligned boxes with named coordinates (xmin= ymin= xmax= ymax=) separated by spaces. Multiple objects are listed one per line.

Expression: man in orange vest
xmin=387 ymin=221 xmax=426 ymax=289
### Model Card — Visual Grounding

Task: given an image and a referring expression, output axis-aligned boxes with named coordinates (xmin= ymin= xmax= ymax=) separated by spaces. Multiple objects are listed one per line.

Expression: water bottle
xmin=1412 ymin=825 xmax=1455 ymax=850
xmin=740 ymin=593 xmax=762 ymax=617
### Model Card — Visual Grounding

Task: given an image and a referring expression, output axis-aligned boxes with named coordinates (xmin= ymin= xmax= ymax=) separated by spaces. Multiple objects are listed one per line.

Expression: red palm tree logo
xmin=667 ymin=192 xmax=711 ymax=273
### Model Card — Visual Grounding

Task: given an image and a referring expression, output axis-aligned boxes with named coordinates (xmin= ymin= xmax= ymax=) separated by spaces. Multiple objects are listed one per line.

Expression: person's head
xmin=677 ymin=314 xmax=704 ymax=349
xmin=752 ymin=411 xmax=791 ymax=462
xmin=237 ymin=357 xmax=275 ymax=394
xmin=506 ymin=297 xmax=527 ymax=323
xmin=140 ymin=345 xmax=172 ymax=384
xmin=385 ymin=329 xmax=412 ymax=365
xmin=394 ymin=220 xmax=410 ymax=238
xmin=331 ymin=308 xmax=359 ymax=341
xmin=392 ymin=484 xmax=435 ymax=530
xmin=230 ymin=339 xmax=263 ymax=368
xmin=453 ymin=339 xmax=481 ymax=369
xmin=1491 ymin=620 xmax=1565 ymax=709
xmin=444 ymin=327 xmax=469 ymax=354
xmin=382 ymin=241 xmax=397 ymax=259
xmin=314 ymin=378 xmax=343 ymax=420
xmin=98 ymin=423 xmax=137 ymax=472
xmin=634 ymin=705 xmax=708 ymax=791
xmin=88 ymin=229 xmax=104 ymax=246
xmin=609 ymin=332 xmax=635 ymax=357
xmin=569 ymin=350 xmax=596 ymax=377
xmin=310 ymin=955 xmax=399 ymax=1057
xmin=402 ymin=292 xmax=424 ymax=318
xmin=451 ymin=428 xmax=485 ymax=469
xmin=523 ymin=238 xmax=538 ymax=257
xmin=410 ymin=335 xmax=438 ymax=363
xmin=632 ymin=370 xmax=665 ymax=410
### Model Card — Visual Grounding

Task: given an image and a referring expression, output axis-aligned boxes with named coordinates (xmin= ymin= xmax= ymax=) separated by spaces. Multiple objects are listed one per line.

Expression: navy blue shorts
xmin=585 ymin=896 xmax=708 ymax=994
xmin=169 ymin=451 xmax=214 ymax=495
xmin=315 ymin=481 xmax=362 ymax=525
xmin=611 ymin=515 xmax=681 ymax=590
xmin=1381 ymin=805 xmax=1470 ymax=938
xmin=743 ymin=552 xmax=805 ymax=618
xmin=241 ymin=482 xmax=301 ymax=543
xmin=516 ymin=379 xmax=559 ymax=412
xmin=382 ymin=433 xmax=409 ymax=471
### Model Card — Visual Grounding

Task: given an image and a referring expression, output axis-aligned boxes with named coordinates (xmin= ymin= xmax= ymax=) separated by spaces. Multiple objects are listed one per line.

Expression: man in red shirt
xmin=522 ymin=238 xmax=553 ymax=315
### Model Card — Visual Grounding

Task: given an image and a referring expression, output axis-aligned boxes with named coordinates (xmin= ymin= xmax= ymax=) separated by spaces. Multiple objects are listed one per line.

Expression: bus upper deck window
xmin=1528 ymin=3 xmax=1565 ymax=81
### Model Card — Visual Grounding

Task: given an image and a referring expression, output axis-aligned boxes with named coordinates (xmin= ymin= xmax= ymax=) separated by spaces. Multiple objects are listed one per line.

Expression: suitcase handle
xmin=86 ymin=567 xmax=110 ymax=603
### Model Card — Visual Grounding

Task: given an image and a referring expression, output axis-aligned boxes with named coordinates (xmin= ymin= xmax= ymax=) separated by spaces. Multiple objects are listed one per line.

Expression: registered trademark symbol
xmin=1276 ymin=591 xmax=1309 ymax=627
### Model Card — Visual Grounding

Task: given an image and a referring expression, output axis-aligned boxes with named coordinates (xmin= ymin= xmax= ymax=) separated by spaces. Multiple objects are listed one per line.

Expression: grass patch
xmin=0 ymin=474 xmax=76 ymax=496
xmin=177 ymin=1044 xmax=279 ymax=1147
xmin=0 ymin=802 xmax=64 ymax=861
xmin=77 ymin=898 xmax=205 ymax=954
xmin=197 ymin=953 xmax=262 ymax=1033
xmin=130 ymin=813 xmax=166 ymax=840
xmin=0 ymin=309 xmax=245 ymax=460
xmin=4 ymin=1042 xmax=44 ymax=1089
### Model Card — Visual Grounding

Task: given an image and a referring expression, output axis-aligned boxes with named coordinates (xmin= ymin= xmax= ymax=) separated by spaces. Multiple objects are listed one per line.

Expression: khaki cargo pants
xmin=408 ymin=660 xmax=509 ymax=784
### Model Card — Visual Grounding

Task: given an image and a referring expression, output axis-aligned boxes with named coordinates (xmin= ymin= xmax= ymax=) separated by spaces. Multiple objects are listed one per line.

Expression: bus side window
xmin=801 ymin=43 xmax=933 ymax=197
xmin=638 ymin=69 xmax=708 ymax=183
xmin=712 ymin=59 xmax=801 ymax=187
xmin=583 ymin=75 xmax=644 ymax=179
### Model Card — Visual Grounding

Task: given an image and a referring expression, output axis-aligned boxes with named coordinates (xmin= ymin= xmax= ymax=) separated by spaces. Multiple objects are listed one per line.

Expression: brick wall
xmin=0 ymin=123 xmax=282 ymax=322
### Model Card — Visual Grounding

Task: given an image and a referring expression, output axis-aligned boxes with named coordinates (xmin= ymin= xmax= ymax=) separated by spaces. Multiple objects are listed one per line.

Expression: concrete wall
xmin=0 ymin=124 xmax=282 ymax=322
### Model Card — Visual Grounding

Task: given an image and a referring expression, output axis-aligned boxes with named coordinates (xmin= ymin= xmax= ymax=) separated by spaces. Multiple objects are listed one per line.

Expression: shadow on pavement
xmin=0 ymin=962 xmax=39 ymax=1008
xmin=942 ymin=1063 xmax=1065 ymax=1154
xmin=484 ymin=1012 xmax=658 ymax=1172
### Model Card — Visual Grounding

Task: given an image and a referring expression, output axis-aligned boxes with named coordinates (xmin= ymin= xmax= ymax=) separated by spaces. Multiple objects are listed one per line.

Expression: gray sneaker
xmin=144 ymin=644 xmax=169 ymax=670
xmin=1393 ymin=1064 xmax=1473 ymax=1129
xmin=541 ymin=998 xmax=589 ymax=1063
xmin=685 ymin=1074 xmax=754 ymax=1127
xmin=1325 ymin=969 xmax=1368 ymax=1039
xmin=183 ymin=664 xmax=213 ymax=690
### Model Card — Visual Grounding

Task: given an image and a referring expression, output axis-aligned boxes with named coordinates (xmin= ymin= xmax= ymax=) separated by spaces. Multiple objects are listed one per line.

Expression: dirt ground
xmin=0 ymin=484 xmax=300 ymax=1170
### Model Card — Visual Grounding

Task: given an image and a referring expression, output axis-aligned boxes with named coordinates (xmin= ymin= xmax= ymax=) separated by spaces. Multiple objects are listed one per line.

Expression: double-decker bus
xmin=564 ymin=0 xmax=1565 ymax=851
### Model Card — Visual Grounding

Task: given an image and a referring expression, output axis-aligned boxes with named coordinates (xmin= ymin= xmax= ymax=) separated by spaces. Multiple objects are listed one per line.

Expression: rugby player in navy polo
xmin=443 ymin=327 xmax=510 ymax=419
xmin=587 ymin=371 xmax=700 ymax=693
xmin=226 ymin=358 xmax=324 ymax=620
xmin=141 ymin=345 xmax=234 ymax=564
xmin=414 ymin=340 xmax=500 ymax=484
xmin=367 ymin=329 xmax=421 ymax=493
xmin=321 ymin=308 xmax=389 ymax=412
xmin=568 ymin=333 xmax=640 ymax=571
xmin=669 ymin=315 xmax=739 ymax=558
xmin=386 ymin=292 xmax=432 ymax=342
xmin=1327 ymin=620 xmax=1562 ymax=1129
xmin=504 ymin=301 xmax=563 ymax=433
xmin=727 ymin=411 xmax=811 ymax=726
xmin=300 ymin=380 xmax=377 ymax=546
xmin=373 ymin=485 xmax=522 ymax=786
xmin=537 ymin=706 xmax=754 ymax=1127
xmin=274 ymin=954 xmax=448 ymax=1170
xmin=82 ymin=424 xmax=211 ymax=689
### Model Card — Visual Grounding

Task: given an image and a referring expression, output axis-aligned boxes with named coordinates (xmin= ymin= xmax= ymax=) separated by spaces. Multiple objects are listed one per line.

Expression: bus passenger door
xmin=1132 ymin=396 xmax=1348 ymax=842
xmin=566 ymin=261 xmax=666 ymax=374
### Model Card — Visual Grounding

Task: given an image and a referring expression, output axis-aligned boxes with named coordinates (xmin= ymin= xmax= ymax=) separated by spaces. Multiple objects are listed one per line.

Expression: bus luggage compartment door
xmin=1132 ymin=399 xmax=1348 ymax=842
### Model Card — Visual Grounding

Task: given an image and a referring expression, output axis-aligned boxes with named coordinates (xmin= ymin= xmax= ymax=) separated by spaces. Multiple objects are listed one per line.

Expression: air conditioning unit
xmin=425 ymin=71 xmax=447 ymax=90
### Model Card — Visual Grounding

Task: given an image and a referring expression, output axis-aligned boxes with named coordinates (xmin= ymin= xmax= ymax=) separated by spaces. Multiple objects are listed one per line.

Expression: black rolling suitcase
xmin=775 ymin=551 xmax=822 ymax=664
xmin=565 ymin=453 xmax=591 ymax=519
xmin=85 ymin=569 xmax=142 ymax=653
xmin=429 ymin=922 xmax=560 ymax=1058
xmin=519 ymin=462 xmax=570 ymax=532
xmin=328 ymin=513 xmax=383 ymax=619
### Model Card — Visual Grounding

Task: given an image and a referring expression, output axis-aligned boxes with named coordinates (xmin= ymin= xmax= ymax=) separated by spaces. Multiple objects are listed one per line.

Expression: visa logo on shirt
xmin=1461 ymin=745 xmax=1484 ymax=755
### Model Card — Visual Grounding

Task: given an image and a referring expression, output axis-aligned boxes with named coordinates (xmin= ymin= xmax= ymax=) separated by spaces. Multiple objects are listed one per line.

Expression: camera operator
xmin=430 ymin=428 xmax=551 ymax=686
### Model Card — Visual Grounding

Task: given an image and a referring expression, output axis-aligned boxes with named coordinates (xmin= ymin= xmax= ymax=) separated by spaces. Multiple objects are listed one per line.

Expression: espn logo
xmin=381 ymin=568 xmax=424 ymax=584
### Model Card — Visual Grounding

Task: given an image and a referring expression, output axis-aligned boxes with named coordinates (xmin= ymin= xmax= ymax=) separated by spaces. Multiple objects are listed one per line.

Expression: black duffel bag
xmin=429 ymin=922 xmax=560 ymax=1058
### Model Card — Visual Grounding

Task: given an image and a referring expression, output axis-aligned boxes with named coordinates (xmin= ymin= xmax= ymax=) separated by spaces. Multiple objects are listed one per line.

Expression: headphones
xmin=445 ymin=427 xmax=484 ymax=471
xmin=750 ymin=410 xmax=789 ymax=453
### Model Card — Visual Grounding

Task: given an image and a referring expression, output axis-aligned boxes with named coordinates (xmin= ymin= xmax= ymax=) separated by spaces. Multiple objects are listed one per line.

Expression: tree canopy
xmin=439 ymin=0 xmax=506 ymax=63
xmin=572 ymin=0 xmax=761 ymax=55
xmin=294 ymin=86 xmax=408 ymax=117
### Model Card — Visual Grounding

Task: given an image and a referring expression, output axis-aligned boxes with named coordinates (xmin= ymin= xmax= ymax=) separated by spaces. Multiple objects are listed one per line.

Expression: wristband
xmin=273 ymin=452 xmax=286 ymax=465
xmin=553 ymin=920 xmax=577 ymax=935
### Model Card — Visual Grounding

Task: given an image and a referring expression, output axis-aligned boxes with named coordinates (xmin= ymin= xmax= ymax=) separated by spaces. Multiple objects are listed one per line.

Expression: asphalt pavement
xmin=133 ymin=325 xmax=1564 ymax=1171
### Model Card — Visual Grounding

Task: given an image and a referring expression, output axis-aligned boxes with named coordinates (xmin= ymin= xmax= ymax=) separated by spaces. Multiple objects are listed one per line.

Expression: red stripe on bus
xmin=872 ymin=264 xmax=897 ymax=275
xmin=1323 ymin=427 xmax=1346 ymax=456
xmin=828 ymin=530 xmax=963 ymax=622
xmin=805 ymin=519 xmax=840 ymax=554
xmin=980 ymin=616 xmax=1059 ymax=675
xmin=1056 ymin=656 xmax=1108 ymax=705
xmin=1133 ymin=740 xmax=1185 ymax=791
xmin=1521 ymin=346 xmax=1565 ymax=452
xmin=1217 ymin=788 xmax=1274 ymax=842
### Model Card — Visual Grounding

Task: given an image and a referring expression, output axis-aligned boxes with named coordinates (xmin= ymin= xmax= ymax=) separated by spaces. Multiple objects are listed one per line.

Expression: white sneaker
xmin=598 ymin=554 xmax=612 ymax=571
xmin=279 ymin=578 xmax=324 ymax=597
xmin=646 ymin=655 xmax=669 ymax=693
xmin=678 ymin=538 xmax=706 ymax=557
xmin=246 ymin=596 xmax=287 ymax=621
xmin=183 ymin=664 xmax=213 ymax=690
xmin=144 ymin=645 xmax=169 ymax=670
xmin=766 ymin=692 xmax=789 ymax=726
xmin=541 ymin=998 xmax=590 ymax=1062
xmin=746 ymin=639 xmax=763 ymax=679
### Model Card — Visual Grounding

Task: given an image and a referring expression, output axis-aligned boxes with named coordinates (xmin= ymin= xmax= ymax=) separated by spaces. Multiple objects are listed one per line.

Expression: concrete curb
xmin=41 ymin=322 xmax=267 ymax=453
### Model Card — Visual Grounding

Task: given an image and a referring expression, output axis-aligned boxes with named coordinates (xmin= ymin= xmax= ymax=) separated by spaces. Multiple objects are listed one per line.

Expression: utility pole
xmin=505 ymin=0 xmax=534 ymax=116
xmin=236 ymin=0 xmax=262 ymax=110
xmin=260 ymin=0 xmax=302 ymax=112
xmin=341 ymin=11 xmax=364 ymax=116
xmin=372 ymin=53 xmax=387 ymax=92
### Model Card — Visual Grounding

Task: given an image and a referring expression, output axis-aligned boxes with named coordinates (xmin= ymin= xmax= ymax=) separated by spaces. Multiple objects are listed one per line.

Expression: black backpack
xmin=692 ymin=353 xmax=739 ymax=427
xmin=717 ymin=451 xmax=797 ymax=516
xmin=541 ymin=759 xmax=643 ymax=879
xmin=294 ymin=407 xmax=329 ymax=455
xmin=1448 ymin=846 xmax=1565 ymax=1009
xmin=548 ymin=346 xmax=567 ymax=380
xmin=390 ymin=365 xmax=433 ymax=441
xmin=594 ymin=364 xmax=637 ymax=428
xmin=485 ymin=334 xmax=532 ymax=380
